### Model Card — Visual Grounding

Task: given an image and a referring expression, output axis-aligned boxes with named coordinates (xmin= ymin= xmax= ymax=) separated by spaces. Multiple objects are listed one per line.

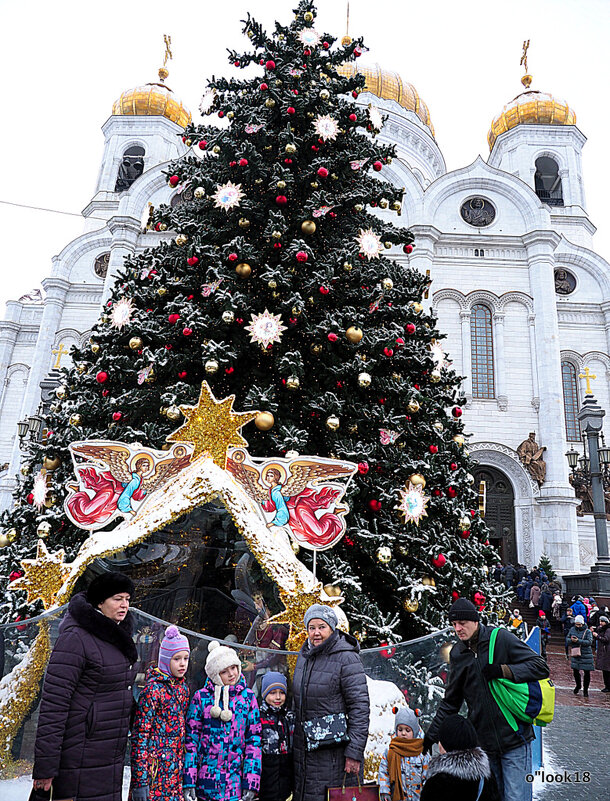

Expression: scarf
xmin=387 ymin=737 xmax=424 ymax=801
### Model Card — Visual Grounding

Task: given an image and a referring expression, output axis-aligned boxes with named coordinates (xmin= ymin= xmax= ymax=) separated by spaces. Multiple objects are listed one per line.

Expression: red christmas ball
xmin=284 ymin=158 xmax=293 ymax=164
xmin=112 ymin=411 xmax=122 ymax=422
xmin=327 ymin=333 xmax=338 ymax=342
xmin=452 ymin=590 xmax=460 ymax=601
xmin=27 ymin=493 xmax=34 ymax=505
xmin=178 ymin=371 xmax=188 ymax=379
xmin=9 ymin=570 xmax=23 ymax=582
xmin=349 ymin=113 xmax=357 ymax=122
xmin=225 ymin=367 xmax=234 ymax=374
xmin=317 ymin=167 xmax=329 ymax=178
xmin=228 ymin=253 xmax=238 ymax=262
xmin=296 ymin=251 xmax=308 ymax=262
xmin=187 ymin=256 xmax=199 ymax=266
xmin=395 ymin=337 xmax=405 ymax=346
xmin=319 ymin=286 xmax=330 ymax=295
xmin=276 ymin=195 xmax=288 ymax=206
xmin=168 ymin=175 xmax=180 ymax=187
xmin=229 ymin=161 xmax=237 ymax=167
xmin=380 ymin=642 xmax=396 ymax=658
xmin=287 ymin=107 xmax=296 ymax=115
xmin=450 ymin=462 xmax=458 ymax=471
xmin=372 ymin=161 xmax=383 ymax=172
xmin=485 ymin=539 xmax=490 ymax=546
xmin=154 ymin=223 xmax=161 ymax=231
xmin=460 ymin=530 xmax=471 ymax=539
xmin=303 ymin=48 xmax=311 ymax=56
xmin=403 ymin=244 xmax=413 ymax=254
xmin=405 ymin=323 xmax=416 ymax=334
xmin=368 ymin=499 xmax=382 ymax=512
xmin=433 ymin=489 xmax=443 ymax=497
xmin=323 ymin=41 xmax=330 ymax=49
xmin=447 ymin=486 xmax=457 ymax=498
xmin=234 ymin=60 xmax=240 ymax=67
xmin=352 ymin=91 xmax=358 ymax=98
xmin=265 ymin=59 xmax=276 ymax=70
xmin=168 ymin=313 xmax=180 ymax=324
xmin=16 ymin=615 xmax=29 ymax=632
xmin=452 ymin=406 xmax=463 ymax=418
xmin=260 ymin=82 xmax=268 ymax=91
xmin=198 ymin=140 xmax=207 ymax=150
xmin=358 ymin=462 xmax=369 ymax=475
xmin=102 ymin=389 xmax=109 ymax=397
xmin=429 ymin=445 xmax=438 ymax=454
xmin=431 ymin=553 xmax=447 ymax=568
xmin=273 ymin=242 xmax=282 ymax=250
xmin=383 ymin=347 xmax=394 ymax=357
xmin=239 ymin=158 xmax=248 ymax=166
xmin=182 ymin=327 xmax=193 ymax=336
xmin=96 ymin=371 xmax=108 ymax=384
xmin=354 ymin=47 xmax=362 ymax=57
xmin=218 ymin=111 xmax=225 ymax=118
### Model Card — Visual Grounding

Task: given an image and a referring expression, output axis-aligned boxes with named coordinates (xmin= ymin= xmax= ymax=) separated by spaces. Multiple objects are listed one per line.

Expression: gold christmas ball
xmin=185 ymin=138 xmax=192 ymax=147
xmin=346 ymin=326 xmax=363 ymax=344
xmin=43 ymin=456 xmax=61 ymax=471
xmin=304 ymin=10 xmax=314 ymax=21
xmin=409 ymin=473 xmax=426 ymax=488
xmin=212 ymin=145 xmax=221 ymax=154
xmin=433 ymin=422 xmax=444 ymax=433
xmin=265 ymin=98 xmax=276 ymax=108
xmin=166 ymin=405 xmax=182 ymax=421
xmin=0 ymin=533 xmax=9 ymax=548
xmin=275 ymin=79 xmax=283 ymax=88
xmin=157 ymin=287 xmax=168 ymax=296
xmin=239 ymin=217 xmax=250 ymax=229
xmin=268 ymin=279 xmax=278 ymax=289
xmin=175 ymin=234 xmax=188 ymax=247
xmin=430 ymin=370 xmax=442 ymax=383
xmin=354 ymin=204 xmax=364 ymax=212
xmin=145 ymin=367 xmax=155 ymax=384
xmin=412 ymin=302 xmax=423 ymax=314
xmin=69 ymin=414 xmax=82 ymax=426
xmin=91 ymin=343 xmax=100 ymax=354
xmin=386 ymin=156 xmax=393 ymax=163
xmin=403 ymin=598 xmax=419 ymax=613
xmin=453 ymin=434 xmax=465 ymax=447
xmin=222 ymin=310 xmax=235 ymax=324
xmin=286 ymin=375 xmax=300 ymax=390
xmin=459 ymin=516 xmax=471 ymax=532
xmin=20 ymin=465 xmax=31 ymax=476
xmin=391 ymin=200 xmax=402 ymax=211
xmin=407 ymin=400 xmax=420 ymax=413
xmin=319 ymin=89 xmax=330 ymax=101
xmin=343 ymin=261 xmax=353 ymax=272
xmin=276 ymin=180 xmax=286 ymax=190
xmin=358 ymin=372 xmax=372 ymax=388
xmin=37 ymin=521 xmax=52 ymax=538
xmin=44 ymin=492 xmax=57 ymax=508
xmin=323 ymin=584 xmax=342 ymax=597
xmin=7 ymin=527 xmax=18 ymax=543
xmin=421 ymin=576 xmax=436 ymax=586
xmin=76 ymin=364 xmax=86 ymax=374
xmin=285 ymin=143 xmax=297 ymax=154
xmin=384 ymin=241 xmax=392 ymax=249
xmin=310 ymin=344 xmax=323 ymax=356
xmin=55 ymin=385 xmax=67 ymax=400
xmin=127 ymin=337 xmax=143 ymax=352
xmin=236 ymin=262 xmax=252 ymax=278
xmin=381 ymin=278 xmax=394 ymax=291
xmin=326 ymin=415 xmax=340 ymax=431
xmin=158 ymin=223 xmax=168 ymax=231
xmin=301 ymin=220 xmax=316 ymax=235
xmin=194 ymin=187 xmax=205 ymax=199
xmin=379 ymin=198 xmax=389 ymax=209
xmin=205 ymin=359 xmax=219 ymax=374
xmin=376 ymin=546 xmax=392 ymax=564
xmin=255 ymin=411 xmax=275 ymax=431
xmin=227 ymin=111 xmax=234 ymax=119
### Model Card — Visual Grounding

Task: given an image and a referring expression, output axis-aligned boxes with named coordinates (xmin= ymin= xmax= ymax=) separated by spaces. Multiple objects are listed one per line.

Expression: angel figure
xmin=226 ymin=451 xmax=356 ymax=551
xmin=65 ymin=442 xmax=192 ymax=530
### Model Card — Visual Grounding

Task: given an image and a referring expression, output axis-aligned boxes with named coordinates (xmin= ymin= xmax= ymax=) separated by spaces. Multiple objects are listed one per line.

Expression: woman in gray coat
xmin=592 ymin=615 xmax=610 ymax=692
xmin=292 ymin=604 xmax=370 ymax=801
xmin=566 ymin=614 xmax=594 ymax=697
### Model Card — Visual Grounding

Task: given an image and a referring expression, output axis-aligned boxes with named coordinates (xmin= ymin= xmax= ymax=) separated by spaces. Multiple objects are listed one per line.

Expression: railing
xmin=535 ymin=189 xmax=564 ymax=207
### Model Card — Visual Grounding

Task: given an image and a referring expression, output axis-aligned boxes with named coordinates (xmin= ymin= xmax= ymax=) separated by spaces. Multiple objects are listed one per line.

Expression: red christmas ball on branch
xmin=182 ymin=327 xmax=193 ymax=336
xmin=317 ymin=167 xmax=329 ymax=178
xmin=395 ymin=337 xmax=405 ymax=346
xmin=380 ymin=642 xmax=396 ymax=658
xmin=168 ymin=313 xmax=181 ymax=324
xmin=228 ymin=253 xmax=238 ymax=262
xmin=296 ymin=251 xmax=308 ymax=262
xmin=450 ymin=462 xmax=458 ymax=471
xmin=431 ymin=553 xmax=447 ymax=568
xmin=429 ymin=445 xmax=438 ymax=454
xmin=452 ymin=406 xmax=463 ymax=418
xmin=276 ymin=195 xmax=288 ymax=206
xmin=9 ymin=570 xmax=23 ymax=582
xmin=368 ymin=499 xmax=382 ymax=512
xmin=96 ymin=371 xmax=108 ymax=384
xmin=460 ymin=530 xmax=471 ymax=539
xmin=198 ymin=140 xmax=207 ymax=150
xmin=112 ymin=411 xmax=122 ymax=422
xmin=319 ymin=286 xmax=330 ymax=295
xmin=405 ymin=323 xmax=416 ymax=334
xmin=265 ymin=59 xmax=276 ymax=70
xmin=372 ymin=161 xmax=383 ymax=172
xmin=27 ymin=493 xmax=34 ymax=505
xmin=168 ymin=175 xmax=180 ymax=187
xmin=260 ymin=82 xmax=268 ymax=91
xmin=187 ymin=256 xmax=199 ymax=266
xmin=358 ymin=462 xmax=369 ymax=475
xmin=323 ymin=41 xmax=330 ymax=49
xmin=349 ymin=113 xmax=357 ymax=122
xmin=452 ymin=590 xmax=460 ymax=601
xmin=383 ymin=347 xmax=394 ymax=357
xmin=287 ymin=107 xmax=296 ymax=115
xmin=239 ymin=158 xmax=248 ymax=166
xmin=327 ymin=333 xmax=338 ymax=342
xmin=447 ymin=486 xmax=457 ymax=498
xmin=178 ymin=371 xmax=188 ymax=379
xmin=403 ymin=244 xmax=413 ymax=254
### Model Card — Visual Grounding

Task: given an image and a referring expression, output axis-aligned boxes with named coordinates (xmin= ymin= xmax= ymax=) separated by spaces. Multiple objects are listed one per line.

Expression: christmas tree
xmin=0 ymin=0 xmax=502 ymax=642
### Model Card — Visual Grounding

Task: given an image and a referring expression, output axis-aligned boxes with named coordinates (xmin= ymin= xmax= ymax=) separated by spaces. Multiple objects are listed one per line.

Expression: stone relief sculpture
xmin=517 ymin=432 xmax=546 ymax=486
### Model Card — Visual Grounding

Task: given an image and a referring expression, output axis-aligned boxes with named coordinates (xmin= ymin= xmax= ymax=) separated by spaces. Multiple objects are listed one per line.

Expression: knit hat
xmin=304 ymin=603 xmax=338 ymax=631
xmin=261 ymin=671 xmax=287 ymax=701
xmin=448 ymin=598 xmax=480 ymax=623
xmin=600 ymin=616 xmax=609 ymax=624
xmin=538 ymin=611 xmax=546 ymax=618
xmin=574 ymin=614 xmax=585 ymax=624
xmin=394 ymin=706 xmax=422 ymax=737
xmin=86 ymin=572 xmax=134 ymax=608
xmin=158 ymin=625 xmax=190 ymax=676
xmin=205 ymin=641 xmax=242 ymax=722
xmin=438 ymin=714 xmax=478 ymax=752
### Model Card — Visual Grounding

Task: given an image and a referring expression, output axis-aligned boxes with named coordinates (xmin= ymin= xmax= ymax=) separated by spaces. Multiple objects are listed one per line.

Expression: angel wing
xmin=70 ymin=443 xmax=132 ymax=484
xmin=226 ymin=457 xmax=268 ymax=504
xmin=141 ymin=451 xmax=192 ymax=494
xmin=282 ymin=460 xmax=354 ymax=498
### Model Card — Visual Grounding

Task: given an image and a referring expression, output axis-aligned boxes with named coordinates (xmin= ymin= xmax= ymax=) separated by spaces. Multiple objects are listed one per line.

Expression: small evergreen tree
xmin=538 ymin=553 xmax=556 ymax=581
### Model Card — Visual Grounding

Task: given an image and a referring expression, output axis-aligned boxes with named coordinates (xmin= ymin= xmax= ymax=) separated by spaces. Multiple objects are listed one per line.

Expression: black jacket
xmin=260 ymin=700 xmax=295 ymax=801
xmin=33 ymin=592 xmax=138 ymax=801
xmin=292 ymin=629 xmax=370 ymax=801
xmin=427 ymin=624 xmax=549 ymax=756
xmin=420 ymin=747 xmax=501 ymax=801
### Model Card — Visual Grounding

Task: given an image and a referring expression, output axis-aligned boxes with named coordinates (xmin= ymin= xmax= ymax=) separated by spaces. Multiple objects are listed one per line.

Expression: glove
xmin=243 ymin=792 xmax=257 ymax=801
xmin=422 ymin=734 xmax=434 ymax=755
xmin=481 ymin=662 xmax=503 ymax=681
xmin=132 ymin=788 xmax=149 ymax=801
xmin=183 ymin=788 xmax=197 ymax=801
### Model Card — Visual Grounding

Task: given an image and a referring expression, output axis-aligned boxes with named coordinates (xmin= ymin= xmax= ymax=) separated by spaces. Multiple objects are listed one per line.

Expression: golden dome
xmin=112 ymin=69 xmax=192 ymax=128
xmin=337 ymin=62 xmax=434 ymax=137
xmin=488 ymin=88 xmax=576 ymax=149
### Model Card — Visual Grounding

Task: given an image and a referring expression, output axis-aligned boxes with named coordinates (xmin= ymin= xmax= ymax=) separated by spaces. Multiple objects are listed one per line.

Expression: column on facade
xmin=524 ymin=230 xmax=580 ymax=573
xmin=0 ymin=313 xmax=20 ymax=391
xmin=528 ymin=313 xmax=540 ymax=410
xmin=459 ymin=310 xmax=473 ymax=401
xmin=492 ymin=310 xmax=507 ymax=410
xmin=101 ymin=216 xmax=142 ymax=307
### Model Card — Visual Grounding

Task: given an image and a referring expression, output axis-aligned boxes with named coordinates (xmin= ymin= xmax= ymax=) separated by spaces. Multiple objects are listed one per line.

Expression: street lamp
xmin=16 ymin=405 xmax=45 ymax=445
xmin=565 ymin=447 xmax=579 ymax=470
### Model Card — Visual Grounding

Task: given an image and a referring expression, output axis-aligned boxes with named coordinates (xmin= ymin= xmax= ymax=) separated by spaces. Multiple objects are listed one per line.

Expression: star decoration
xmin=212 ymin=181 xmax=245 ymax=211
xmin=368 ymin=105 xmax=384 ymax=131
xmin=313 ymin=114 xmax=340 ymax=142
xmin=245 ymin=309 xmax=287 ymax=349
xmin=298 ymin=27 xmax=321 ymax=47
xmin=32 ymin=470 xmax=48 ymax=511
xmin=356 ymin=228 xmax=383 ymax=260
xmin=267 ymin=579 xmax=344 ymax=650
xmin=10 ymin=540 xmax=70 ymax=609
xmin=429 ymin=339 xmax=451 ymax=370
xmin=396 ymin=482 xmax=431 ymax=526
xmin=166 ymin=381 xmax=257 ymax=468
xmin=110 ymin=298 xmax=135 ymax=330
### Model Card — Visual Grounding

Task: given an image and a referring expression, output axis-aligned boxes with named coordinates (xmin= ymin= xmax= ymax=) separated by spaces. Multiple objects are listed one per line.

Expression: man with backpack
xmin=424 ymin=598 xmax=549 ymax=801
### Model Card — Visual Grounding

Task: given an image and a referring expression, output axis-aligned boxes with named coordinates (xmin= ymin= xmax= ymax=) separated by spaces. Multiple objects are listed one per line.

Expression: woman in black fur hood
xmin=421 ymin=714 xmax=500 ymax=801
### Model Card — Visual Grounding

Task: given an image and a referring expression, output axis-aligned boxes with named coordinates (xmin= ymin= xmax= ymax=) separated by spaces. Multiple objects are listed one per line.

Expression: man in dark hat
xmin=424 ymin=598 xmax=548 ymax=801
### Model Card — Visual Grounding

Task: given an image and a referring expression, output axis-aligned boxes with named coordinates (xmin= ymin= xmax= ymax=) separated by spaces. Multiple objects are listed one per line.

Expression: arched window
xmin=470 ymin=304 xmax=495 ymax=399
xmin=534 ymin=157 xmax=563 ymax=207
xmin=94 ymin=252 xmax=110 ymax=279
xmin=561 ymin=361 xmax=580 ymax=441
xmin=115 ymin=146 xmax=145 ymax=192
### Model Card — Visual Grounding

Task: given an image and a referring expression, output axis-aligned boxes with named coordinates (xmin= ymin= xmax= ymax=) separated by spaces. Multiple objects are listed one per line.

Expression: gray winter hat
xmin=395 ymin=706 xmax=420 ymax=735
xmin=304 ymin=603 xmax=338 ymax=631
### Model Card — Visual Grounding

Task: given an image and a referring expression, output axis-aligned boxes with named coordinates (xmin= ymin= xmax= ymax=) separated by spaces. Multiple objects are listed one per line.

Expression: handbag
xmin=303 ymin=712 xmax=350 ymax=751
xmin=570 ymin=645 xmax=581 ymax=658
xmin=327 ymin=773 xmax=380 ymax=801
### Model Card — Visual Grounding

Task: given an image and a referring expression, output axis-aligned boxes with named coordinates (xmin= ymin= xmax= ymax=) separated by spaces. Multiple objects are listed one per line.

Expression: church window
xmin=534 ymin=157 xmax=563 ymax=207
xmin=561 ymin=361 xmax=580 ymax=441
xmin=94 ymin=252 xmax=110 ymax=279
xmin=115 ymin=146 xmax=145 ymax=192
xmin=470 ymin=304 xmax=494 ymax=399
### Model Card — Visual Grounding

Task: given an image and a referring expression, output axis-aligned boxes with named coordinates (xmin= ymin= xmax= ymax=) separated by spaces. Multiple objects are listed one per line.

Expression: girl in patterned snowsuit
xmin=130 ymin=625 xmax=191 ymax=801
xmin=183 ymin=641 xmax=261 ymax=801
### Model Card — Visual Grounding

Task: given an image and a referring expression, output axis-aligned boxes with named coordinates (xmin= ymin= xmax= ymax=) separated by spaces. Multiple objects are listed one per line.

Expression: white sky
xmin=1 ymin=0 xmax=608 ymax=313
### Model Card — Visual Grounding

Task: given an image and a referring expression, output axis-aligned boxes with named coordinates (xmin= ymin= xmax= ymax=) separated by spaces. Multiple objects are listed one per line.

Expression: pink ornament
xmin=182 ymin=327 xmax=193 ymax=336
xmin=327 ymin=333 xmax=338 ymax=342
xmin=296 ymin=251 xmax=308 ymax=262
xmin=228 ymin=253 xmax=238 ymax=262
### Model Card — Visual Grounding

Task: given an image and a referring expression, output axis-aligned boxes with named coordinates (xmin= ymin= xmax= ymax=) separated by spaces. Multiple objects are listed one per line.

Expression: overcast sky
xmin=1 ymin=0 xmax=608 ymax=313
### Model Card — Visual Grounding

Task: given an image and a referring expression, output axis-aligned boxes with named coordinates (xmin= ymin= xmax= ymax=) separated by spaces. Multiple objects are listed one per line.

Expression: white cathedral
xmin=0 ymin=61 xmax=607 ymax=580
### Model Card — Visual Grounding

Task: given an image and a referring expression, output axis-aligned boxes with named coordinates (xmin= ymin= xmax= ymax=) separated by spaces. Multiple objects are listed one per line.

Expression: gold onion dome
xmin=488 ymin=75 xmax=576 ymax=150
xmin=337 ymin=62 xmax=434 ymax=137
xmin=112 ymin=67 xmax=192 ymax=128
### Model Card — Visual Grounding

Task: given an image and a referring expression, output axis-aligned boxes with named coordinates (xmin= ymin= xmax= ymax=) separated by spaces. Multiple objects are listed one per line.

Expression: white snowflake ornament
xmin=110 ymin=298 xmax=135 ymax=330
xmin=298 ymin=28 xmax=321 ymax=47
xmin=356 ymin=228 xmax=383 ymax=260
xmin=32 ymin=470 xmax=48 ymax=511
xmin=396 ymin=482 xmax=431 ymax=526
xmin=245 ymin=309 xmax=287 ymax=349
xmin=313 ymin=114 xmax=340 ymax=142
xmin=212 ymin=181 xmax=245 ymax=211
xmin=368 ymin=105 xmax=384 ymax=131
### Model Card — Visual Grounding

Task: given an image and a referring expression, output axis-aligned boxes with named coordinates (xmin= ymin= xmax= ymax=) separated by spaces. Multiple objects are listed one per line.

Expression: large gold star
xmin=267 ymin=579 xmax=344 ymax=652
xmin=166 ymin=381 xmax=257 ymax=468
xmin=10 ymin=540 xmax=71 ymax=609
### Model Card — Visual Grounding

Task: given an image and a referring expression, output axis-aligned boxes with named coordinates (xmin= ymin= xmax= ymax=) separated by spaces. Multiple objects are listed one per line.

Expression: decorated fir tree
xmin=0 ymin=0 xmax=503 ymax=642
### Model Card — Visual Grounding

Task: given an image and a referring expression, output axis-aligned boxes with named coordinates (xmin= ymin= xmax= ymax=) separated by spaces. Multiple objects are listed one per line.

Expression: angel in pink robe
xmin=66 ymin=466 xmax=146 ymax=527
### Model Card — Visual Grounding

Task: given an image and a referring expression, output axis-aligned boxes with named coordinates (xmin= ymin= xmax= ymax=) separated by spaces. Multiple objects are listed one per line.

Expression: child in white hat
xmin=183 ymin=641 xmax=262 ymax=801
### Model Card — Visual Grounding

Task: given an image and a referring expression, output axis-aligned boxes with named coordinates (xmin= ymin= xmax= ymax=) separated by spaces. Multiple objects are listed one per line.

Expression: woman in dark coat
xmin=293 ymin=604 xmax=370 ymax=801
xmin=566 ymin=614 xmax=595 ymax=697
xmin=32 ymin=572 xmax=138 ymax=801
xmin=592 ymin=615 xmax=610 ymax=692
